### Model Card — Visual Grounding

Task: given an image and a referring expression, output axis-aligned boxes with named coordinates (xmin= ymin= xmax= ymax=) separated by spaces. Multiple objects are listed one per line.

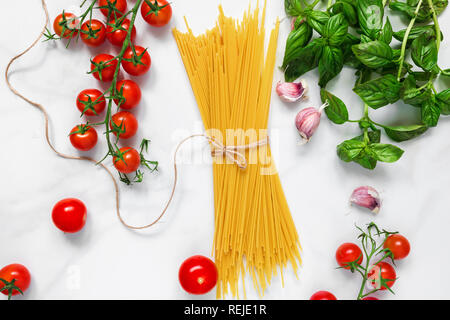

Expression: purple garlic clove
xmin=350 ymin=186 xmax=381 ymax=213
xmin=276 ymin=80 xmax=307 ymax=103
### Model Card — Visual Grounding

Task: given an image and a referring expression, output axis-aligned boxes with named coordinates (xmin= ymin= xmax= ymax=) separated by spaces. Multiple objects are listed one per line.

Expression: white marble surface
xmin=1 ymin=0 xmax=449 ymax=300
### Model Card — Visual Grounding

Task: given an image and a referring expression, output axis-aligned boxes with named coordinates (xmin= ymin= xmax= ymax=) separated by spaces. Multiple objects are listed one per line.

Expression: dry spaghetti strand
xmin=173 ymin=2 xmax=302 ymax=298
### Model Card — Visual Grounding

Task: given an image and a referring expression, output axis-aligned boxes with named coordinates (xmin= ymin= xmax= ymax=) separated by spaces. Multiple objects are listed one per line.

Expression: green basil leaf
xmin=306 ymin=10 xmax=330 ymax=35
xmin=360 ymin=34 xmax=372 ymax=43
xmin=282 ymin=23 xmax=313 ymax=67
xmin=421 ymin=96 xmax=440 ymax=127
xmin=324 ymin=13 xmax=349 ymax=46
xmin=319 ymin=46 xmax=344 ymax=87
xmin=411 ymin=33 xmax=438 ymax=72
xmin=378 ymin=17 xmax=393 ymax=44
xmin=400 ymin=74 xmax=432 ymax=107
xmin=390 ymin=0 xmax=448 ymax=23
xmin=320 ymin=89 xmax=349 ymax=124
xmin=350 ymin=130 xmax=381 ymax=169
xmin=337 ymin=140 xmax=366 ymax=162
xmin=436 ymin=89 xmax=450 ymax=115
xmin=393 ymin=25 xmax=441 ymax=44
xmin=357 ymin=0 xmax=384 ymax=39
xmin=352 ymin=40 xmax=393 ymax=69
xmin=368 ymin=143 xmax=404 ymax=163
xmin=285 ymin=0 xmax=303 ymax=16
xmin=284 ymin=38 xmax=325 ymax=82
xmin=353 ymin=74 xmax=401 ymax=109
xmin=384 ymin=124 xmax=428 ymax=142
xmin=331 ymin=1 xmax=358 ymax=26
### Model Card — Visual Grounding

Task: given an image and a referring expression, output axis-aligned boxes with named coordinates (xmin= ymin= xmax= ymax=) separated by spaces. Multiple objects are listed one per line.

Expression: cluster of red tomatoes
xmin=53 ymin=0 xmax=171 ymax=175
xmin=310 ymin=234 xmax=410 ymax=300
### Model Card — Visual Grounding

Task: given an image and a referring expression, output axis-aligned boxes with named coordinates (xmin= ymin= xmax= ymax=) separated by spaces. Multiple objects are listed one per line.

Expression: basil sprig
xmin=282 ymin=0 xmax=448 ymax=170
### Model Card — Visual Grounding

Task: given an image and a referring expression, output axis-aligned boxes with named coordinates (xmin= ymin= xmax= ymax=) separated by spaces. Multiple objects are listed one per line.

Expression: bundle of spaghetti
xmin=173 ymin=2 xmax=301 ymax=298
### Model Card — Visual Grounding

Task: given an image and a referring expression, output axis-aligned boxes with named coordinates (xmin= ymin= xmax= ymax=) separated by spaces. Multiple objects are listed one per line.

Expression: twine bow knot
xmin=206 ymin=135 xmax=270 ymax=170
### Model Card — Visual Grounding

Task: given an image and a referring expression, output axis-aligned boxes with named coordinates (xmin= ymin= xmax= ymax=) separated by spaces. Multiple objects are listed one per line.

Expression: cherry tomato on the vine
xmin=0 ymin=264 xmax=31 ymax=297
xmin=106 ymin=19 xmax=136 ymax=47
xmin=76 ymin=89 xmax=106 ymax=116
xmin=111 ymin=111 xmax=138 ymax=139
xmin=336 ymin=243 xmax=363 ymax=269
xmin=362 ymin=297 xmax=379 ymax=300
xmin=141 ymin=0 xmax=172 ymax=27
xmin=383 ymin=234 xmax=410 ymax=260
xmin=98 ymin=0 xmax=128 ymax=19
xmin=179 ymin=255 xmax=218 ymax=295
xmin=52 ymin=198 xmax=87 ymax=233
xmin=121 ymin=46 xmax=151 ymax=76
xmin=115 ymin=80 xmax=141 ymax=109
xmin=368 ymin=261 xmax=396 ymax=290
xmin=310 ymin=291 xmax=337 ymax=300
xmin=113 ymin=147 xmax=141 ymax=174
xmin=90 ymin=53 xmax=118 ymax=82
xmin=53 ymin=12 xmax=79 ymax=38
xmin=69 ymin=125 xmax=98 ymax=151
xmin=80 ymin=19 xmax=107 ymax=47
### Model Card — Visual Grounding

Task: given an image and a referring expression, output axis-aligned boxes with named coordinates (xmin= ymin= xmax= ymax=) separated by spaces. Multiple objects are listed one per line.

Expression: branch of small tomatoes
xmin=44 ymin=0 xmax=173 ymax=185
xmin=335 ymin=222 xmax=410 ymax=300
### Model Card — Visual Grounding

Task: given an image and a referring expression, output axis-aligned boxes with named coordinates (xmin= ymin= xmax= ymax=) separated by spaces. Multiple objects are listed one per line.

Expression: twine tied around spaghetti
xmin=5 ymin=0 xmax=270 ymax=231
xmin=207 ymin=135 xmax=269 ymax=169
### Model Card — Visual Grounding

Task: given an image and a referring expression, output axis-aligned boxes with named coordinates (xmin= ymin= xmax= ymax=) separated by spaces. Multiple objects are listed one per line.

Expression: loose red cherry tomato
xmin=76 ymin=89 xmax=106 ymax=116
xmin=336 ymin=243 xmax=363 ymax=269
xmin=80 ymin=19 xmax=106 ymax=47
xmin=121 ymin=46 xmax=151 ymax=76
xmin=179 ymin=255 xmax=218 ymax=295
xmin=90 ymin=53 xmax=118 ymax=82
xmin=113 ymin=147 xmax=141 ymax=173
xmin=0 ymin=264 xmax=31 ymax=297
xmin=310 ymin=291 xmax=337 ymax=300
xmin=53 ymin=12 xmax=79 ymax=38
xmin=141 ymin=0 xmax=172 ymax=27
xmin=111 ymin=111 xmax=138 ymax=139
xmin=362 ymin=297 xmax=379 ymax=300
xmin=98 ymin=0 xmax=128 ymax=19
xmin=383 ymin=234 xmax=410 ymax=260
xmin=115 ymin=80 xmax=141 ymax=109
xmin=69 ymin=125 xmax=98 ymax=151
xmin=368 ymin=261 xmax=396 ymax=290
xmin=106 ymin=18 xmax=136 ymax=46
xmin=52 ymin=198 xmax=87 ymax=233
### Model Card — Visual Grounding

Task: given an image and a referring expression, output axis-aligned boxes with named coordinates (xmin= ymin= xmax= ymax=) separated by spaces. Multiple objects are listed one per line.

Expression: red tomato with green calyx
xmin=122 ymin=46 xmax=151 ymax=76
xmin=336 ymin=243 xmax=363 ymax=269
xmin=80 ymin=19 xmax=106 ymax=47
xmin=53 ymin=12 xmax=79 ymax=38
xmin=113 ymin=147 xmax=141 ymax=174
xmin=106 ymin=18 xmax=136 ymax=46
xmin=383 ymin=234 xmax=410 ymax=260
xmin=310 ymin=291 xmax=337 ymax=300
xmin=98 ymin=0 xmax=127 ymax=19
xmin=52 ymin=198 xmax=87 ymax=233
xmin=77 ymin=89 xmax=106 ymax=116
xmin=0 ymin=264 xmax=31 ymax=298
xmin=111 ymin=111 xmax=138 ymax=139
xmin=69 ymin=125 xmax=98 ymax=151
xmin=90 ymin=53 xmax=118 ymax=82
xmin=115 ymin=80 xmax=141 ymax=109
xmin=179 ymin=255 xmax=218 ymax=295
xmin=368 ymin=261 xmax=396 ymax=290
xmin=141 ymin=0 xmax=172 ymax=27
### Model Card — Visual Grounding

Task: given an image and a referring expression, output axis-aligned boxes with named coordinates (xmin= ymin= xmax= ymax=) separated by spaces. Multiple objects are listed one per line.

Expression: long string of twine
xmin=5 ymin=0 xmax=269 ymax=231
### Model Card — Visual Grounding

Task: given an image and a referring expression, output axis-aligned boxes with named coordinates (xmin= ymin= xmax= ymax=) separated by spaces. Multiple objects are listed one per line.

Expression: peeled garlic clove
xmin=276 ymin=80 xmax=307 ymax=103
xmin=350 ymin=186 xmax=381 ymax=213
